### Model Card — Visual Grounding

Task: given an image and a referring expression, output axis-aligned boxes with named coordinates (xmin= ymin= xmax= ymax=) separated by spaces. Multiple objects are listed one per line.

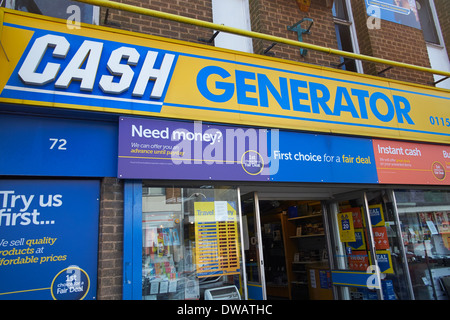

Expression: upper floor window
xmin=332 ymin=0 xmax=362 ymax=73
xmin=2 ymin=0 xmax=99 ymax=25
xmin=416 ymin=0 xmax=440 ymax=45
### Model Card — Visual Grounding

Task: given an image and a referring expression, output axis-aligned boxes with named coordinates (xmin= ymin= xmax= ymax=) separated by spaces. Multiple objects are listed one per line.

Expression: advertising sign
xmin=365 ymin=0 xmax=421 ymax=29
xmin=372 ymin=227 xmax=390 ymax=250
xmin=331 ymin=270 xmax=380 ymax=289
xmin=194 ymin=202 xmax=240 ymax=278
xmin=347 ymin=229 xmax=367 ymax=251
xmin=0 ymin=180 xmax=99 ymax=300
xmin=118 ymin=117 xmax=450 ymax=185
xmin=373 ymin=251 xmax=394 ymax=274
xmin=118 ymin=117 xmax=379 ymax=183
xmin=338 ymin=212 xmax=356 ymax=242
xmin=367 ymin=204 xmax=385 ymax=227
xmin=373 ymin=139 xmax=450 ymax=185
xmin=347 ymin=251 xmax=369 ymax=271
xmin=1 ymin=10 xmax=449 ymax=145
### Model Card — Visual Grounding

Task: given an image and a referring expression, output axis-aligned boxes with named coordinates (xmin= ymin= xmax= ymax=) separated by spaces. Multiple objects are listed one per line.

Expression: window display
xmin=395 ymin=189 xmax=450 ymax=300
xmin=330 ymin=190 xmax=412 ymax=300
xmin=141 ymin=184 xmax=243 ymax=300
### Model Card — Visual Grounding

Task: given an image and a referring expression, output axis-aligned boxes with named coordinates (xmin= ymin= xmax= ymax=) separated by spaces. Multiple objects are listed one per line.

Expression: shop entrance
xmin=240 ymin=186 xmax=414 ymax=300
xmin=241 ymin=190 xmax=333 ymax=300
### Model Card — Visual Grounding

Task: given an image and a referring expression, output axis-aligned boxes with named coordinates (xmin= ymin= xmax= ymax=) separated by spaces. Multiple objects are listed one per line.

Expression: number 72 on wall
xmin=49 ymin=138 xmax=67 ymax=150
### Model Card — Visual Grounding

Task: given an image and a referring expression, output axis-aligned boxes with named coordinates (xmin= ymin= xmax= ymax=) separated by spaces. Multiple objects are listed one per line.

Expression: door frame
xmin=240 ymin=191 xmax=267 ymax=300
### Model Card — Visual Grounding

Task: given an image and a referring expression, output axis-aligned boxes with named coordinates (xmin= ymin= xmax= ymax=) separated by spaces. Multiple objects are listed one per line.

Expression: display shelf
xmin=288 ymin=214 xmax=323 ymax=221
xmin=291 ymin=281 xmax=308 ymax=285
xmin=290 ymin=233 xmax=325 ymax=238
xmin=280 ymin=200 xmax=330 ymax=300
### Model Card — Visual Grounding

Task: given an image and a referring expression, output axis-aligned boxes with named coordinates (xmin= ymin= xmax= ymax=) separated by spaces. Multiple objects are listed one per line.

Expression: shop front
xmin=118 ymin=117 xmax=450 ymax=300
xmin=0 ymin=9 xmax=449 ymax=300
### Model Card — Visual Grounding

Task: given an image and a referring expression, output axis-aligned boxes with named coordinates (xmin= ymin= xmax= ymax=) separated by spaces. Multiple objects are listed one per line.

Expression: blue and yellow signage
xmin=337 ymin=212 xmax=356 ymax=242
xmin=1 ymin=9 xmax=449 ymax=144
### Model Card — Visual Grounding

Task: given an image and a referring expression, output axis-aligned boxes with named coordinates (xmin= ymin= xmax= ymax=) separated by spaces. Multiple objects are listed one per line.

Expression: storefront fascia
xmin=118 ymin=118 xmax=450 ymax=300
xmin=0 ymin=10 xmax=449 ymax=300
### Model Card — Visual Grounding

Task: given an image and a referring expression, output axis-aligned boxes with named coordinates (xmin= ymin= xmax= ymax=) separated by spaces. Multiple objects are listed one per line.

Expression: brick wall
xmin=100 ymin=0 xmax=435 ymax=86
xmin=351 ymin=0 xmax=434 ymax=85
xmin=250 ymin=0 xmax=341 ymax=68
xmin=100 ymin=0 xmax=213 ymax=46
xmin=97 ymin=178 xmax=124 ymax=300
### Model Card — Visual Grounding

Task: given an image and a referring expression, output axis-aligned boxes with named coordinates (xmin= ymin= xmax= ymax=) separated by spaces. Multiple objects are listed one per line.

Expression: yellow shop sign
xmin=1 ymin=9 xmax=449 ymax=144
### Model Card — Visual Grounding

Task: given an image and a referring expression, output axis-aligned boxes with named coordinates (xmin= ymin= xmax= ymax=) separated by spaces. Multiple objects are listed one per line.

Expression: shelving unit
xmin=261 ymin=213 xmax=290 ymax=299
xmin=281 ymin=201 xmax=330 ymax=300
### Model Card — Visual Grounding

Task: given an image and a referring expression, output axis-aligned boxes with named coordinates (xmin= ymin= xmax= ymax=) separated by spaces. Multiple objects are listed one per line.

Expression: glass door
xmin=328 ymin=191 xmax=383 ymax=300
xmin=328 ymin=190 xmax=412 ymax=300
xmin=241 ymin=192 xmax=267 ymax=300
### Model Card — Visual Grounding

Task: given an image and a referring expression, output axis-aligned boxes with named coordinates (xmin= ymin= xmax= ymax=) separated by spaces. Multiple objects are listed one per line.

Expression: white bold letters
xmin=132 ymin=51 xmax=176 ymax=99
xmin=99 ymin=47 xmax=139 ymax=94
xmin=55 ymin=40 xmax=103 ymax=91
xmin=17 ymin=34 xmax=175 ymax=99
xmin=18 ymin=34 xmax=70 ymax=86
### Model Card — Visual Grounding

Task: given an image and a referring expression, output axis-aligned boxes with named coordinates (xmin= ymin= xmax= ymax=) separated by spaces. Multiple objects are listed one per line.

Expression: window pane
xmin=6 ymin=0 xmax=95 ymax=24
xmin=330 ymin=190 xmax=412 ymax=300
xmin=395 ymin=189 xmax=450 ymax=300
xmin=334 ymin=24 xmax=357 ymax=72
xmin=332 ymin=0 xmax=349 ymax=21
xmin=142 ymin=184 xmax=244 ymax=300
xmin=417 ymin=0 xmax=440 ymax=45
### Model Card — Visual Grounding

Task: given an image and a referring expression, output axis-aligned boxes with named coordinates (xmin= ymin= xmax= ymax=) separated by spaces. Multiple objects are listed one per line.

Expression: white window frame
xmin=422 ymin=0 xmax=446 ymax=48
xmin=333 ymin=0 xmax=364 ymax=73
xmin=211 ymin=0 xmax=253 ymax=53
xmin=420 ymin=0 xmax=450 ymax=89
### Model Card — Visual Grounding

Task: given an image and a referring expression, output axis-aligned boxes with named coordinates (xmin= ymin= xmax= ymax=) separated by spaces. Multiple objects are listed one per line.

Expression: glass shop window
xmin=2 ymin=0 xmax=99 ymax=25
xmin=141 ymin=184 xmax=244 ymax=300
xmin=395 ymin=189 xmax=450 ymax=300
xmin=331 ymin=190 xmax=412 ymax=300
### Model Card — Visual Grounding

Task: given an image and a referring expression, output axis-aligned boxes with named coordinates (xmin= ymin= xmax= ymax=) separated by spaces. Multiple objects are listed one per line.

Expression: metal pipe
xmin=74 ymin=0 xmax=450 ymax=78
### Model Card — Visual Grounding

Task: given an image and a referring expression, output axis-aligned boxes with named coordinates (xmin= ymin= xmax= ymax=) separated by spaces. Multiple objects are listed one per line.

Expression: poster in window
xmin=337 ymin=212 xmax=356 ymax=242
xmin=347 ymin=251 xmax=369 ymax=271
xmin=365 ymin=0 xmax=421 ymax=29
xmin=194 ymin=202 xmax=240 ymax=278
xmin=347 ymin=229 xmax=366 ymax=251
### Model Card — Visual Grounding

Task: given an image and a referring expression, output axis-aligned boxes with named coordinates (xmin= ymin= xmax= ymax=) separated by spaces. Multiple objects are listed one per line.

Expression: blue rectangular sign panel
xmin=272 ymin=130 xmax=378 ymax=183
xmin=0 ymin=180 xmax=100 ymax=300
xmin=331 ymin=270 xmax=379 ymax=289
xmin=0 ymin=114 xmax=117 ymax=177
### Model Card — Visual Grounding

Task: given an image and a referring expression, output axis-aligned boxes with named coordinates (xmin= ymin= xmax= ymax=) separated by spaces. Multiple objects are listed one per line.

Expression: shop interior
xmin=241 ymin=184 xmax=450 ymax=301
xmin=245 ymin=198 xmax=330 ymax=300
xmin=240 ymin=184 xmax=361 ymax=300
